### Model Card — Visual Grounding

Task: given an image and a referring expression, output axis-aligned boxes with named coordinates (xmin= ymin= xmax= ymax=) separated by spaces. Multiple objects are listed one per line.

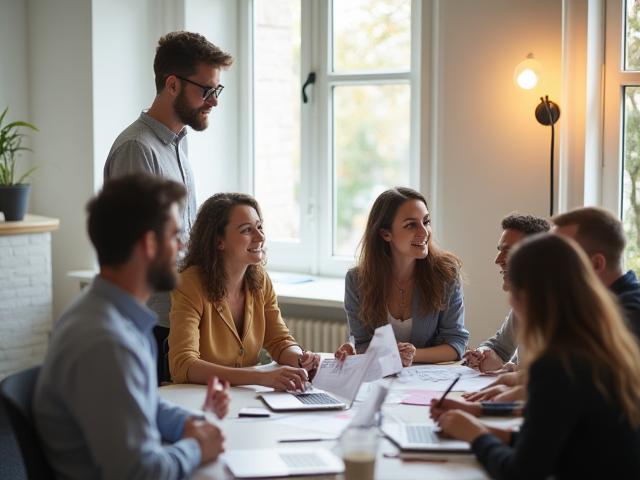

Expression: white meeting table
xmin=159 ymin=376 xmax=506 ymax=480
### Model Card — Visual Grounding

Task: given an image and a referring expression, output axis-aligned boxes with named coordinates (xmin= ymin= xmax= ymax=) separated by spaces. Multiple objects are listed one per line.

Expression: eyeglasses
xmin=174 ymin=75 xmax=224 ymax=102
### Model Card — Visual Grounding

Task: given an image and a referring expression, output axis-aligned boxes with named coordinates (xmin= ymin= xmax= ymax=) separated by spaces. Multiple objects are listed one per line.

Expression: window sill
xmin=67 ymin=270 xmax=345 ymax=309
xmin=268 ymin=271 xmax=345 ymax=309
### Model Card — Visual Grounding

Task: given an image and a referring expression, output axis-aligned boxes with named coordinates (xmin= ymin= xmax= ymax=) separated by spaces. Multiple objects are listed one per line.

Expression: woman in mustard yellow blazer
xmin=169 ymin=193 xmax=320 ymax=390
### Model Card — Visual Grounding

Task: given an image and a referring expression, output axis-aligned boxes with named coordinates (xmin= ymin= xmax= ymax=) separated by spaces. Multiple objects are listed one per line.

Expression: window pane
xmin=625 ymin=0 xmax=640 ymax=71
xmin=254 ymin=0 xmax=301 ymax=241
xmin=334 ymin=84 xmax=411 ymax=257
xmin=623 ymin=86 xmax=640 ymax=270
xmin=332 ymin=0 xmax=411 ymax=72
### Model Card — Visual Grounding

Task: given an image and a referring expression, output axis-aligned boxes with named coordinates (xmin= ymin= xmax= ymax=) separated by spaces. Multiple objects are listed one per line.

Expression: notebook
xmin=223 ymin=448 xmax=344 ymax=478
xmin=382 ymin=422 xmax=471 ymax=453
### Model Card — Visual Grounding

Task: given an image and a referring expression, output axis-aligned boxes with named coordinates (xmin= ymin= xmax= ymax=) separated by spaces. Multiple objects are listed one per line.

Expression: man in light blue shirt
xmin=34 ymin=174 xmax=226 ymax=479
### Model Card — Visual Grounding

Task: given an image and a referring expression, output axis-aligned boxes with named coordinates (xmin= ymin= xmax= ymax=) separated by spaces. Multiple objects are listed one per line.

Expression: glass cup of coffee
xmin=339 ymin=426 xmax=379 ymax=480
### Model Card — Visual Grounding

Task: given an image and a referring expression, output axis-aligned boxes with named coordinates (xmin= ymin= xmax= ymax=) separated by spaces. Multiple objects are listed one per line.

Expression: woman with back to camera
xmin=168 ymin=193 xmax=320 ymax=390
xmin=335 ymin=187 xmax=469 ymax=366
xmin=431 ymin=234 xmax=640 ymax=478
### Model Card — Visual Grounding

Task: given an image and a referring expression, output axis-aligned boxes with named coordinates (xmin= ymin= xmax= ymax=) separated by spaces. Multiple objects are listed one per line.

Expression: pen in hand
xmin=437 ymin=374 xmax=462 ymax=407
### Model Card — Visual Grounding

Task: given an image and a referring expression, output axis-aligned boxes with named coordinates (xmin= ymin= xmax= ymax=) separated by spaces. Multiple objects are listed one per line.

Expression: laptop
xmin=259 ymin=354 xmax=373 ymax=412
xmin=382 ymin=422 xmax=471 ymax=453
xmin=223 ymin=448 xmax=344 ymax=478
xmin=259 ymin=386 xmax=350 ymax=411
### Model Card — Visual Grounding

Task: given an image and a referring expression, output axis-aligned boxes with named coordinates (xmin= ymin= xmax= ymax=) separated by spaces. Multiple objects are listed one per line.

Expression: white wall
xmin=92 ymin=0 xmax=160 ymax=191
xmin=27 ymin=0 xmax=96 ymax=317
xmin=427 ymin=0 xmax=562 ymax=344
xmin=184 ymin=0 xmax=241 ymax=204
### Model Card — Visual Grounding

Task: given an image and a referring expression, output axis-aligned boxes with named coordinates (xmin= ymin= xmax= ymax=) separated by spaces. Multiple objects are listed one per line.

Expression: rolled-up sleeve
xmin=262 ymin=275 xmax=298 ymax=361
xmin=478 ymin=310 xmax=518 ymax=362
xmin=344 ymin=269 xmax=373 ymax=353
xmin=431 ymin=281 xmax=469 ymax=358
xmin=169 ymin=272 xmax=204 ymax=383
xmin=68 ymin=342 xmax=201 ymax=479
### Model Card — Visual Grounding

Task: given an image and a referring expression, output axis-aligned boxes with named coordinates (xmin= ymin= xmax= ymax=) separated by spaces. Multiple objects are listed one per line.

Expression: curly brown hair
xmin=182 ymin=193 xmax=265 ymax=302
xmin=154 ymin=31 xmax=234 ymax=93
xmin=355 ymin=187 xmax=461 ymax=332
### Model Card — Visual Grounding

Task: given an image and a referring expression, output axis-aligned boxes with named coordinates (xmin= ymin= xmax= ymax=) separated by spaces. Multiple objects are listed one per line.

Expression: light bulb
xmin=516 ymin=69 xmax=538 ymax=89
xmin=514 ymin=54 xmax=543 ymax=90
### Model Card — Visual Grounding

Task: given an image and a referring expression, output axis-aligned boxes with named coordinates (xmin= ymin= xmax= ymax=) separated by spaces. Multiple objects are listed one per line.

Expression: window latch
xmin=302 ymin=72 xmax=316 ymax=103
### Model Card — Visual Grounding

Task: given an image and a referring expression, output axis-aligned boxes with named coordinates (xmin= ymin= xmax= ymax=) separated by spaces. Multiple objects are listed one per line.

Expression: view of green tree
xmin=334 ymin=84 xmax=410 ymax=255
xmin=332 ymin=0 xmax=412 ymax=256
xmin=623 ymin=0 xmax=640 ymax=271
xmin=333 ymin=0 xmax=410 ymax=72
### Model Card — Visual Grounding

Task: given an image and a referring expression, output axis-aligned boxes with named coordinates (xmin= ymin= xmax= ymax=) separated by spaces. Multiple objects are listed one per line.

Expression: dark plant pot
xmin=0 ymin=184 xmax=31 ymax=221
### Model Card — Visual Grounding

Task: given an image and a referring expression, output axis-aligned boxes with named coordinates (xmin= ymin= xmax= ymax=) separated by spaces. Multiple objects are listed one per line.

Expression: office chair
xmin=0 ymin=366 xmax=54 ymax=480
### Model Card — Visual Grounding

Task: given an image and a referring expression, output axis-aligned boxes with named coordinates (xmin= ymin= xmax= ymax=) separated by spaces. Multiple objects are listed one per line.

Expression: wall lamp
xmin=514 ymin=54 xmax=560 ymax=216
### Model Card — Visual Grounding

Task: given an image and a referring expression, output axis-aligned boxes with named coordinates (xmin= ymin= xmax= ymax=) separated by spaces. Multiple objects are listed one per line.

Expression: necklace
xmin=393 ymin=277 xmax=414 ymax=312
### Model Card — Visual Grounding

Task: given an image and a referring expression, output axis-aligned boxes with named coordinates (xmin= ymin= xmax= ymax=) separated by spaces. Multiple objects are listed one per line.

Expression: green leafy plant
xmin=0 ymin=107 xmax=38 ymax=185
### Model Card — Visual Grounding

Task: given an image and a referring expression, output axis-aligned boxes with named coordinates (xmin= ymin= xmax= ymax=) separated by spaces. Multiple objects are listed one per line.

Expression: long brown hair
xmin=355 ymin=187 xmax=461 ymax=331
xmin=182 ymin=193 xmax=265 ymax=302
xmin=509 ymin=233 xmax=640 ymax=427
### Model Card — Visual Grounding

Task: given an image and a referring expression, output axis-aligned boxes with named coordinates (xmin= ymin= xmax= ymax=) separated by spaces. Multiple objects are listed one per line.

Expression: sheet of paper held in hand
xmin=362 ymin=324 xmax=404 ymax=382
xmin=396 ymin=365 xmax=496 ymax=391
xmin=312 ymin=354 xmax=373 ymax=400
xmin=312 ymin=324 xmax=403 ymax=398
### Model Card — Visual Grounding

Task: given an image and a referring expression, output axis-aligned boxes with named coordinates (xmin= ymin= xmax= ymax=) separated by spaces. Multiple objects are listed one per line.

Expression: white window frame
xmin=240 ymin=0 xmax=421 ymax=277
xmin=603 ymin=0 xmax=640 ymax=214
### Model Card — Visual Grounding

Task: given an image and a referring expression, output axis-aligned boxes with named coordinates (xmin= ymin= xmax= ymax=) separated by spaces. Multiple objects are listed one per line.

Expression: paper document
xmin=400 ymin=390 xmax=441 ymax=406
xmin=312 ymin=354 xmax=373 ymax=400
xmin=363 ymin=324 xmax=403 ymax=382
xmin=397 ymin=365 xmax=495 ymax=391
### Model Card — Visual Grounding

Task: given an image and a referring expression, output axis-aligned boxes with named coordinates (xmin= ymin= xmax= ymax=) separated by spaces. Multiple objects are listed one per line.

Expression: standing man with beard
xmin=104 ymin=32 xmax=233 ymax=382
xmin=34 ymin=175 xmax=227 ymax=479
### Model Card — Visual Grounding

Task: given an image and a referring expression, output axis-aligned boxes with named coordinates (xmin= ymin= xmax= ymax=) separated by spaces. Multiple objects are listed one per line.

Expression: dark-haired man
xmin=34 ymin=175 xmax=227 ymax=479
xmin=553 ymin=207 xmax=640 ymax=339
xmin=464 ymin=213 xmax=550 ymax=372
xmin=104 ymin=32 xmax=233 ymax=381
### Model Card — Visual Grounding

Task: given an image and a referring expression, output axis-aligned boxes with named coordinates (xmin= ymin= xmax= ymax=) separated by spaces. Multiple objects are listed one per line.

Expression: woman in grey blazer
xmin=336 ymin=187 xmax=469 ymax=366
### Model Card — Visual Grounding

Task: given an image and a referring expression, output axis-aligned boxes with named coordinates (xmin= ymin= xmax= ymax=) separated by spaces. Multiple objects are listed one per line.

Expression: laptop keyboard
xmin=280 ymin=452 xmax=327 ymax=469
xmin=406 ymin=425 xmax=438 ymax=444
xmin=295 ymin=393 xmax=342 ymax=405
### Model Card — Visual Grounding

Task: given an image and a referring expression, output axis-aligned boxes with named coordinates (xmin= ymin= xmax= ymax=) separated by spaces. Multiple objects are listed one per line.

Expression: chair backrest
xmin=0 ymin=366 xmax=54 ymax=480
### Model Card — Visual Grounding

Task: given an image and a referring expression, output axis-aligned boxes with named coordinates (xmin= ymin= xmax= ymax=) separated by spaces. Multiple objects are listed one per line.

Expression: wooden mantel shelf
xmin=0 ymin=214 xmax=60 ymax=235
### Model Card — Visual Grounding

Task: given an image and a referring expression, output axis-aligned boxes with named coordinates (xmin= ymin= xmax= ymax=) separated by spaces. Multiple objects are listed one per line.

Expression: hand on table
xmin=202 ymin=376 xmax=230 ymax=419
xmin=437 ymin=410 xmax=489 ymax=444
xmin=262 ymin=366 xmax=308 ymax=391
xmin=429 ymin=398 xmax=482 ymax=420
xmin=462 ymin=384 xmax=511 ymax=402
xmin=182 ymin=417 xmax=225 ymax=464
xmin=492 ymin=385 xmax=525 ymax=402
xmin=462 ymin=349 xmax=483 ymax=369
xmin=397 ymin=342 xmax=416 ymax=367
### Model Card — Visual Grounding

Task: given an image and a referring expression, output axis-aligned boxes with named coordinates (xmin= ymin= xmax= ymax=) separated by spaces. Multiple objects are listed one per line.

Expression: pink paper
xmin=400 ymin=390 xmax=441 ymax=406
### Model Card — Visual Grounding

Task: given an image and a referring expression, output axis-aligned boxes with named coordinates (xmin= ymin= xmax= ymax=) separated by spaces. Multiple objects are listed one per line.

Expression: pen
xmin=278 ymin=437 xmax=336 ymax=443
xmin=436 ymin=374 xmax=461 ymax=407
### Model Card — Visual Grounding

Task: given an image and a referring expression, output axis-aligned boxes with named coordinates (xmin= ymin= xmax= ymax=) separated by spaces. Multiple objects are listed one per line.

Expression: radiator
xmin=284 ymin=317 xmax=349 ymax=353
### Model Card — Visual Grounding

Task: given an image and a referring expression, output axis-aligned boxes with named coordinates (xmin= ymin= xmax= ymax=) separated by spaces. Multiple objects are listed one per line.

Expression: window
xmin=604 ymin=0 xmax=640 ymax=270
xmin=247 ymin=0 xmax=420 ymax=275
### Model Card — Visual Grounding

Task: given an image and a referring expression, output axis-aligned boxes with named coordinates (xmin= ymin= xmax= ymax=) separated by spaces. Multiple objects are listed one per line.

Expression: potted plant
xmin=0 ymin=107 xmax=38 ymax=221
